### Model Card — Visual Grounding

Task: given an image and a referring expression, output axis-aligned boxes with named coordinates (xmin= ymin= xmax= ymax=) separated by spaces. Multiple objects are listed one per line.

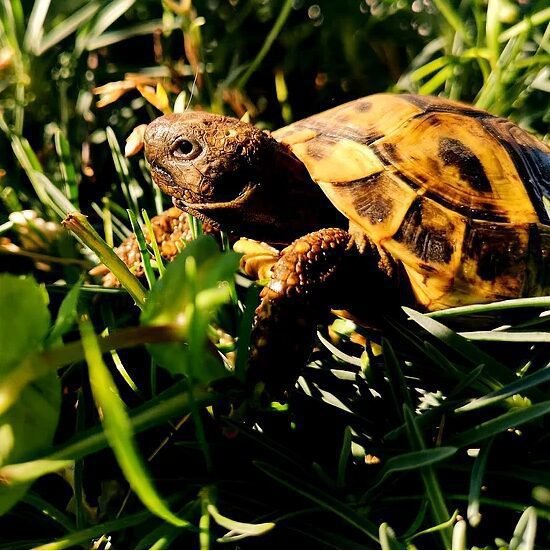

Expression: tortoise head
xmin=144 ymin=112 xmax=280 ymax=235
xmin=144 ymin=112 xmax=344 ymax=243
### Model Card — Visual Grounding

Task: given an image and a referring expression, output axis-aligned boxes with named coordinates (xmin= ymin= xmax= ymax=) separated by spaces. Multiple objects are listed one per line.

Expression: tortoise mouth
xmin=176 ymin=182 xmax=255 ymax=210
xmin=149 ymin=161 xmax=254 ymax=210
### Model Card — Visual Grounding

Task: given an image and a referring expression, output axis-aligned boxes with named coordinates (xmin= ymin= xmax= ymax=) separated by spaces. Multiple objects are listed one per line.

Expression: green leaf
xmin=207 ymin=503 xmax=275 ymax=540
xmin=46 ymin=278 xmax=82 ymax=347
xmin=142 ymin=236 xmax=239 ymax=381
xmin=0 ymin=371 xmax=61 ymax=514
xmin=0 ymin=275 xmax=50 ymax=374
xmin=80 ymin=317 xmax=192 ymax=528
xmin=371 ymin=447 xmax=458 ymax=490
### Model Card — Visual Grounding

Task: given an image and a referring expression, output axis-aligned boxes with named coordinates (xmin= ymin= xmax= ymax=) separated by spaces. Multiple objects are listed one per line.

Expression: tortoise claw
xmin=233 ymin=238 xmax=280 ymax=282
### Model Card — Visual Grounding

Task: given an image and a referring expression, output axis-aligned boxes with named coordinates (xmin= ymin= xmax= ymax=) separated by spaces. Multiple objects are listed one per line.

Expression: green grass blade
xmin=427 ymin=297 xmax=550 ymax=318
xmin=80 ymin=317 xmax=192 ymax=528
xmin=509 ymin=506 xmax=537 ymax=550
xmin=84 ymin=19 xmax=176 ymax=50
xmin=106 ymin=126 xmax=140 ymax=214
xmin=23 ymin=492 xmax=76 ymax=532
xmin=467 ymin=440 xmax=493 ymax=527
xmin=83 ymin=0 xmax=136 ymax=46
xmin=382 ymin=337 xmax=413 ymax=416
xmin=337 ymin=425 xmax=352 ymax=488
xmin=23 ymin=0 xmax=51 ymax=54
xmin=142 ymin=209 xmax=165 ymax=277
xmin=254 ymin=461 xmax=379 ymax=544
xmin=63 ymin=212 xmax=147 ymax=308
xmin=403 ymin=406 xmax=452 ymax=549
xmin=46 ymin=277 xmax=82 ymax=346
xmin=371 ymin=447 xmax=458 ymax=492
xmin=127 ymin=209 xmax=155 ymax=288
xmin=33 ymin=172 xmax=76 ymax=219
xmin=456 ymin=367 xmax=550 ymax=413
xmin=499 ymin=7 xmax=550 ymax=42
xmin=38 ymin=1 xmax=100 ymax=55
xmin=458 ymin=331 xmax=550 ymax=343
xmin=450 ymin=401 xmax=550 ymax=448
xmin=431 ymin=0 xmax=470 ymax=42
xmin=379 ymin=523 xmax=405 ymax=550
xmin=234 ymin=285 xmax=260 ymax=381
xmin=35 ymin=508 xmax=156 ymax=550
xmin=403 ymin=307 xmax=514 ymax=384
xmin=53 ymin=126 xmax=78 ymax=202
xmin=236 ymin=0 xmax=293 ymax=89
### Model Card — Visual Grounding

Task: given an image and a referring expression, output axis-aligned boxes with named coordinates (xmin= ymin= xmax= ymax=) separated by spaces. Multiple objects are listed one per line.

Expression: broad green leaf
xmin=0 ymin=371 xmax=61 ymax=514
xmin=0 ymin=274 xmax=50 ymax=374
xmin=80 ymin=317 xmax=192 ymax=528
xmin=142 ymin=236 xmax=239 ymax=381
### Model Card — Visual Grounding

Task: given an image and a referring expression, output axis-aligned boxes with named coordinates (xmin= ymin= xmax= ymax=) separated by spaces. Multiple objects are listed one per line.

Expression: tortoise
xmin=142 ymin=93 xmax=550 ymax=386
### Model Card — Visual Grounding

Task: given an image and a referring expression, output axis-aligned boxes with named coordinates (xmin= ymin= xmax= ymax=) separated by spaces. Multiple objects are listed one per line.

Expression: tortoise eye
xmin=173 ymin=139 xmax=201 ymax=160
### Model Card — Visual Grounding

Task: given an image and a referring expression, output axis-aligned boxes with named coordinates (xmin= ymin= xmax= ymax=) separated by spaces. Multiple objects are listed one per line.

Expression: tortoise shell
xmin=272 ymin=94 xmax=550 ymax=310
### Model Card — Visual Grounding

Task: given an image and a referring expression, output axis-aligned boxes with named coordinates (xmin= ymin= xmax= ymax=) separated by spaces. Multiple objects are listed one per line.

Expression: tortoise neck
xmin=250 ymin=142 xmax=348 ymax=245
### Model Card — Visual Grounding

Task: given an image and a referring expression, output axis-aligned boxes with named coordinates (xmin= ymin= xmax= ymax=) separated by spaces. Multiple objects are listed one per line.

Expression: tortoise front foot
xmin=247 ymin=228 xmax=354 ymax=395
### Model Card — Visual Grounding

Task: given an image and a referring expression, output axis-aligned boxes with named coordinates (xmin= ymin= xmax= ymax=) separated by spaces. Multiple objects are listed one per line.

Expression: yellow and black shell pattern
xmin=272 ymin=94 xmax=550 ymax=310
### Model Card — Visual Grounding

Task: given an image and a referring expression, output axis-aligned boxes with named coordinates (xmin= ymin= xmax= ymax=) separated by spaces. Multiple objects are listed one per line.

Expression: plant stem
xmin=237 ymin=0 xmax=293 ymax=89
xmin=63 ymin=212 xmax=147 ymax=307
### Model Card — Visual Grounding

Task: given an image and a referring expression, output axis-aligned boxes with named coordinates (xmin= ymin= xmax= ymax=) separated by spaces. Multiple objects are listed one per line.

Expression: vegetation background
xmin=0 ymin=0 xmax=549 ymax=549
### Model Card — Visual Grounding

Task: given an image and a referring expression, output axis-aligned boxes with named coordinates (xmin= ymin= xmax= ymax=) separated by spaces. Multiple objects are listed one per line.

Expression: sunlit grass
xmin=0 ymin=0 xmax=549 ymax=549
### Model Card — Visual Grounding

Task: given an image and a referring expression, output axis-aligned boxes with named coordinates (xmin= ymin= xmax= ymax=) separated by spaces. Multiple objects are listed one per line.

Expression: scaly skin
xmin=142 ymin=110 xmax=396 ymax=394
xmin=248 ymin=228 xmax=356 ymax=391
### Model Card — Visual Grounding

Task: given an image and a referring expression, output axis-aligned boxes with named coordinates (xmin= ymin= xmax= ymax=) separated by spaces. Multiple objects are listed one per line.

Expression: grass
xmin=0 ymin=0 xmax=549 ymax=549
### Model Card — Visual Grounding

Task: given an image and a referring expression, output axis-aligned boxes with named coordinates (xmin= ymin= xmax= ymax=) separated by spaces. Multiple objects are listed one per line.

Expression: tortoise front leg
xmin=246 ymin=227 xmax=356 ymax=394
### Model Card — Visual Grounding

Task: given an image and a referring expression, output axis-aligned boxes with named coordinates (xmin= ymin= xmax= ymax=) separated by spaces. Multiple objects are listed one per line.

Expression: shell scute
xmin=273 ymin=93 xmax=550 ymax=309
